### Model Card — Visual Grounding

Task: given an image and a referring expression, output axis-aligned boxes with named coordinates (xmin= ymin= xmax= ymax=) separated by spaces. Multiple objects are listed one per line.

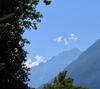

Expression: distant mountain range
xmin=29 ymin=48 xmax=81 ymax=88
xmin=66 ymin=39 xmax=100 ymax=89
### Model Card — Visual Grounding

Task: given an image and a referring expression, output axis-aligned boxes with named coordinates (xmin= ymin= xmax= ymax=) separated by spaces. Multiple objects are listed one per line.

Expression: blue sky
xmin=24 ymin=0 xmax=100 ymax=64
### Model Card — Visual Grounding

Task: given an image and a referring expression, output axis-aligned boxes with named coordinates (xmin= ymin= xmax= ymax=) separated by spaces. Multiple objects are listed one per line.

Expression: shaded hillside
xmin=66 ymin=39 xmax=100 ymax=89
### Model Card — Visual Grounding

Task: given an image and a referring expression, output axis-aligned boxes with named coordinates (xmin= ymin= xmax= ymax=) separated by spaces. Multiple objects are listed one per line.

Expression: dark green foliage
xmin=0 ymin=0 xmax=14 ymax=10
xmin=43 ymin=71 xmax=89 ymax=89
xmin=0 ymin=63 xmax=5 ymax=71
xmin=0 ymin=0 xmax=51 ymax=89
xmin=0 ymin=23 xmax=29 ymax=89
xmin=44 ymin=0 xmax=52 ymax=5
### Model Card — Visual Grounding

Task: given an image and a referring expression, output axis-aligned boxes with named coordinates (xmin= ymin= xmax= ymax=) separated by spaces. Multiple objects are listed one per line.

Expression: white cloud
xmin=68 ymin=33 xmax=78 ymax=41
xmin=54 ymin=33 xmax=78 ymax=46
xmin=25 ymin=55 xmax=46 ymax=68
xmin=64 ymin=38 xmax=68 ymax=46
xmin=54 ymin=36 xmax=63 ymax=43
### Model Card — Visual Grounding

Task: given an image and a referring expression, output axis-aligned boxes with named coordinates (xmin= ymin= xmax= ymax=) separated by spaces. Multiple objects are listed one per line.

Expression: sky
xmin=24 ymin=0 xmax=100 ymax=68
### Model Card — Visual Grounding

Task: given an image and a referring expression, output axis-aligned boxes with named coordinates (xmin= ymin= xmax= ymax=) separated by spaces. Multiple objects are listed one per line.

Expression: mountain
xmin=29 ymin=48 xmax=81 ymax=88
xmin=66 ymin=39 xmax=100 ymax=89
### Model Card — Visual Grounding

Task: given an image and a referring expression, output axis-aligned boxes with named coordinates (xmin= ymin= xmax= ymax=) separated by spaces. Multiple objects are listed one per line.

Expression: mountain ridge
xmin=29 ymin=48 xmax=81 ymax=88
xmin=66 ymin=39 xmax=100 ymax=89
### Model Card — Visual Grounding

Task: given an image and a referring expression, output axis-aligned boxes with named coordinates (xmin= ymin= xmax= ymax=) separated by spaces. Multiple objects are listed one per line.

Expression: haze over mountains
xmin=66 ymin=39 xmax=100 ymax=89
xmin=29 ymin=39 xmax=100 ymax=89
xmin=29 ymin=48 xmax=81 ymax=88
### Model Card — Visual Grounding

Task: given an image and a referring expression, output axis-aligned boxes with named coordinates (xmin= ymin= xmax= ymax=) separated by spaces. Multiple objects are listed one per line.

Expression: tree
xmin=0 ymin=0 xmax=51 ymax=89
xmin=0 ymin=63 xmax=5 ymax=71
xmin=43 ymin=71 xmax=89 ymax=89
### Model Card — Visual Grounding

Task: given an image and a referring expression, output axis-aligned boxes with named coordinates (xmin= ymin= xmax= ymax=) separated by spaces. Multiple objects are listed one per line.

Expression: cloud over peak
xmin=25 ymin=55 xmax=46 ymax=68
